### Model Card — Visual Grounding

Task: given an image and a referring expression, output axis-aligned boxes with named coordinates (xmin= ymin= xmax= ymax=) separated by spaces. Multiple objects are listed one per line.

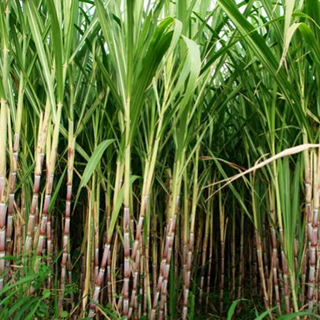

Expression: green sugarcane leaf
xmin=227 ymin=299 xmax=246 ymax=320
xmin=13 ymin=299 xmax=36 ymax=320
xmin=78 ymin=139 xmax=115 ymax=191
xmin=96 ymin=0 xmax=126 ymax=103
xmin=47 ymin=0 xmax=64 ymax=102
xmin=278 ymin=312 xmax=320 ymax=319
xmin=108 ymin=175 xmax=140 ymax=240
xmin=24 ymin=299 xmax=41 ymax=320
xmin=24 ymin=0 xmax=56 ymax=118
xmin=281 ymin=22 xmax=320 ymax=67
xmin=7 ymin=297 xmax=29 ymax=318
xmin=130 ymin=18 xmax=179 ymax=140
xmin=48 ymin=166 xmax=67 ymax=214
xmin=305 ymin=0 xmax=320 ymax=29
xmin=64 ymin=0 xmax=78 ymax=63
xmin=69 ymin=16 xmax=99 ymax=63
xmin=254 ymin=308 xmax=276 ymax=319
xmin=0 ymin=273 xmax=40 ymax=297
xmin=218 ymin=0 xmax=313 ymax=139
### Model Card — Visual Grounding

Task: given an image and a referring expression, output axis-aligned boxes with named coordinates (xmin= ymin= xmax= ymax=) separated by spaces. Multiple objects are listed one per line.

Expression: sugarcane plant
xmin=3 ymin=0 xmax=320 ymax=319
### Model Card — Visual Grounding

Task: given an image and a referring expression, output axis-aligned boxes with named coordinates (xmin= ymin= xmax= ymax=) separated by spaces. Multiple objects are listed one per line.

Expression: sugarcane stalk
xmin=81 ymin=186 xmax=94 ymax=315
xmin=255 ymin=230 xmax=270 ymax=311
xmin=144 ymin=224 xmax=151 ymax=317
xmin=316 ymin=148 xmax=320 ymax=312
xmin=90 ymin=160 xmax=124 ymax=316
xmin=67 ymin=253 xmax=75 ymax=310
xmin=15 ymin=179 xmax=25 ymax=256
xmin=236 ymin=206 xmax=244 ymax=317
xmin=105 ymin=190 xmax=112 ymax=304
xmin=182 ymin=171 xmax=189 ymax=319
xmin=251 ymin=175 xmax=269 ymax=311
xmin=305 ymin=150 xmax=319 ymax=310
xmin=182 ymin=149 xmax=199 ymax=320
xmin=93 ymin=184 xmax=100 ymax=295
xmin=6 ymin=70 xmax=24 ymax=258
xmin=249 ymin=235 xmax=254 ymax=297
xmin=90 ymin=194 xmax=111 ymax=316
xmin=307 ymin=150 xmax=315 ymax=310
xmin=158 ymin=213 xmax=177 ymax=320
xmin=152 ymin=202 xmax=158 ymax=300
xmin=219 ymin=190 xmax=227 ymax=315
xmin=152 ymin=158 xmax=181 ymax=319
xmin=129 ymin=243 xmax=140 ymax=319
xmin=112 ymin=231 xmax=119 ymax=310
xmin=231 ymin=206 xmax=236 ymax=300
xmin=60 ymin=121 xmax=75 ymax=312
xmin=123 ymin=205 xmax=130 ymax=317
xmin=25 ymin=103 xmax=50 ymax=253
xmin=122 ymin=0 xmax=135 ymax=315
xmin=152 ymin=211 xmax=177 ymax=319
xmin=0 ymin=2 xmax=10 ymax=290
xmin=269 ymin=187 xmax=281 ymax=310
xmin=313 ymin=150 xmax=320 ymax=309
xmin=199 ymin=200 xmax=210 ymax=305
xmin=206 ymin=206 xmax=213 ymax=310
xmin=262 ymin=220 xmax=269 ymax=288
xmin=46 ymin=215 xmax=53 ymax=289
xmin=129 ymin=90 xmax=169 ymax=318
xmin=276 ymin=226 xmax=291 ymax=314
xmin=90 ymin=199 xmax=96 ymax=299
xmin=0 ymin=97 xmax=7 ymax=290
xmin=35 ymin=103 xmax=63 ymax=268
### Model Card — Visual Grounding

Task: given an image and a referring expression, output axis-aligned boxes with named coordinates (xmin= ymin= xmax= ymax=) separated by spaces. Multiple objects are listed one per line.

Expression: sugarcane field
xmin=1 ymin=0 xmax=320 ymax=319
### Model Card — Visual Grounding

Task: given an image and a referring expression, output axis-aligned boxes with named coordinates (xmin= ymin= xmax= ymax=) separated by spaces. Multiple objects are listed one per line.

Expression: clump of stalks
xmin=3 ymin=0 xmax=320 ymax=319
